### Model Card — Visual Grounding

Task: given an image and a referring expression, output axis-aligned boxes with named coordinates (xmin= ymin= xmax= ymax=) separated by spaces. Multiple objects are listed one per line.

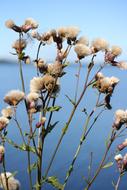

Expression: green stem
xmin=84 ymin=130 xmax=115 ymax=190
xmin=44 ymin=61 xmax=94 ymax=178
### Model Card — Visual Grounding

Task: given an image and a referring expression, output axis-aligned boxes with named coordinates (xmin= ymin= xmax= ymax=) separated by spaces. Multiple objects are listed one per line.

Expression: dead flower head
xmin=0 ymin=117 xmax=9 ymax=131
xmin=4 ymin=90 xmax=25 ymax=106
xmin=112 ymin=109 xmax=127 ymax=130
xmin=74 ymin=44 xmax=91 ymax=59
xmin=1 ymin=106 xmax=13 ymax=119
xmin=12 ymin=39 xmax=27 ymax=54
xmin=0 ymin=172 xmax=20 ymax=190
xmin=30 ymin=77 xmax=44 ymax=93
xmin=91 ymin=38 xmax=109 ymax=53
xmin=42 ymin=74 xmax=56 ymax=92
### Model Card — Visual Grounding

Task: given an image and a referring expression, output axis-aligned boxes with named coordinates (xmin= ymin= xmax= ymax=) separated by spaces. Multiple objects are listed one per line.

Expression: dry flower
xmin=47 ymin=61 xmax=63 ymax=77
xmin=26 ymin=92 xmax=39 ymax=102
xmin=0 ymin=172 xmax=20 ymax=190
xmin=76 ymin=36 xmax=89 ymax=46
xmin=117 ymin=61 xmax=127 ymax=70
xmin=91 ymin=38 xmax=109 ymax=52
xmin=4 ymin=90 xmax=25 ymax=106
xmin=66 ymin=26 xmax=80 ymax=40
xmin=30 ymin=77 xmax=44 ymax=93
xmin=43 ymin=74 xmax=56 ymax=92
xmin=12 ymin=39 xmax=27 ymax=53
xmin=74 ymin=44 xmax=91 ymax=59
xmin=0 ymin=117 xmax=9 ymax=131
xmin=35 ymin=59 xmax=48 ymax=73
xmin=118 ymin=139 xmax=127 ymax=151
xmin=1 ymin=106 xmax=13 ymax=119
xmin=5 ymin=19 xmax=15 ymax=29
xmin=112 ymin=109 xmax=127 ymax=130
xmin=114 ymin=154 xmax=123 ymax=161
xmin=111 ymin=46 xmax=122 ymax=56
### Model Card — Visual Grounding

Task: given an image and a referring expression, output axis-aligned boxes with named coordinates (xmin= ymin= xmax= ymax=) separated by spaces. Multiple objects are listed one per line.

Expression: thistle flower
xmin=74 ymin=44 xmax=91 ymax=59
xmin=30 ymin=77 xmax=44 ymax=93
xmin=0 ymin=172 xmax=20 ymax=190
xmin=112 ymin=109 xmax=127 ymax=130
xmin=42 ymin=74 xmax=56 ymax=92
xmin=118 ymin=139 xmax=127 ymax=151
xmin=0 ymin=146 xmax=5 ymax=163
xmin=35 ymin=59 xmax=48 ymax=73
xmin=57 ymin=27 xmax=68 ymax=38
xmin=0 ymin=117 xmax=9 ymax=131
xmin=4 ymin=90 xmax=25 ymax=106
xmin=114 ymin=154 xmax=123 ymax=161
xmin=12 ymin=39 xmax=27 ymax=54
xmin=5 ymin=19 xmax=15 ymax=29
xmin=27 ymin=92 xmax=39 ymax=102
xmin=111 ymin=46 xmax=122 ymax=56
xmin=91 ymin=38 xmax=109 ymax=52
xmin=117 ymin=61 xmax=127 ymax=70
xmin=23 ymin=18 xmax=38 ymax=32
xmin=76 ymin=36 xmax=89 ymax=46
xmin=1 ymin=107 xmax=13 ymax=119
xmin=31 ymin=30 xmax=41 ymax=40
xmin=47 ymin=61 xmax=63 ymax=77
xmin=66 ymin=26 xmax=80 ymax=40
xmin=95 ymin=72 xmax=104 ymax=80
xmin=41 ymin=31 xmax=53 ymax=44
xmin=94 ymin=75 xmax=119 ymax=94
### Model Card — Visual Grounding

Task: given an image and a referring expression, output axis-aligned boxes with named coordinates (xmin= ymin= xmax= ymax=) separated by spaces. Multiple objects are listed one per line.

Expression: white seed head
xmin=66 ymin=26 xmax=80 ymax=39
xmin=12 ymin=39 xmax=27 ymax=52
xmin=114 ymin=154 xmax=123 ymax=161
xmin=4 ymin=90 xmax=25 ymax=106
xmin=115 ymin=109 xmax=127 ymax=124
xmin=74 ymin=44 xmax=91 ymax=59
xmin=117 ymin=61 xmax=127 ymax=70
xmin=110 ymin=77 xmax=119 ymax=85
xmin=0 ymin=117 xmax=9 ymax=131
xmin=27 ymin=92 xmax=39 ymax=102
xmin=24 ymin=18 xmax=38 ymax=29
xmin=96 ymin=72 xmax=104 ymax=80
xmin=92 ymin=38 xmax=109 ymax=51
xmin=111 ymin=46 xmax=122 ymax=56
xmin=1 ymin=106 xmax=13 ymax=118
xmin=5 ymin=19 xmax=15 ymax=29
xmin=77 ymin=36 xmax=89 ymax=46
xmin=0 ymin=172 xmax=20 ymax=190
xmin=30 ymin=77 xmax=44 ymax=93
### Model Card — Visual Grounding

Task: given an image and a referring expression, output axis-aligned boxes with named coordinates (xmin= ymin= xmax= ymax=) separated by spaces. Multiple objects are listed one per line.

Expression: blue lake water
xmin=0 ymin=61 xmax=127 ymax=190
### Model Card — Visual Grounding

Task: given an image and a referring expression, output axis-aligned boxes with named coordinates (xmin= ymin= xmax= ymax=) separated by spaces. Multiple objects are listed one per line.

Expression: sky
xmin=0 ymin=0 xmax=127 ymax=61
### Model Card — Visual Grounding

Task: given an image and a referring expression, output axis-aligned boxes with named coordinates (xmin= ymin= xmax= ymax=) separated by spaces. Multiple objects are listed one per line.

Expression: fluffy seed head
xmin=1 ymin=106 xmax=13 ymax=119
xmin=111 ymin=46 xmax=122 ymax=56
xmin=30 ymin=77 xmax=44 ymax=93
xmin=0 ymin=172 xmax=20 ymax=190
xmin=74 ymin=44 xmax=91 ymax=59
xmin=4 ymin=90 xmax=25 ymax=106
xmin=77 ymin=36 xmax=89 ymax=46
xmin=57 ymin=27 xmax=68 ymax=38
xmin=115 ymin=109 xmax=127 ymax=124
xmin=92 ymin=38 xmax=109 ymax=52
xmin=12 ymin=39 xmax=27 ymax=53
xmin=0 ymin=117 xmax=9 ymax=131
xmin=27 ymin=92 xmax=39 ymax=102
xmin=114 ymin=154 xmax=123 ymax=161
xmin=24 ymin=18 xmax=38 ymax=29
xmin=47 ymin=61 xmax=63 ymax=77
xmin=42 ymin=74 xmax=56 ymax=92
xmin=5 ymin=19 xmax=15 ymax=29
xmin=66 ymin=26 xmax=80 ymax=39
xmin=117 ymin=61 xmax=127 ymax=70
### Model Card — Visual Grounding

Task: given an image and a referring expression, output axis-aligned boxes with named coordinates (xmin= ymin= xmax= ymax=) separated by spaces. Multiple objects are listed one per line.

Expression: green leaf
xmin=46 ymin=176 xmax=63 ymax=190
xmin=102 ymin=162 xmax=113 ymax=169
xmin=27 ymin=162 xmax=37 ymax=173
xmin=65 ymin=95 xmax=75 ymax=105
xmin=46 ymin=121 xmax=59 ymax=135
xmin=46 ymin=106 xmax=62 ymax=112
